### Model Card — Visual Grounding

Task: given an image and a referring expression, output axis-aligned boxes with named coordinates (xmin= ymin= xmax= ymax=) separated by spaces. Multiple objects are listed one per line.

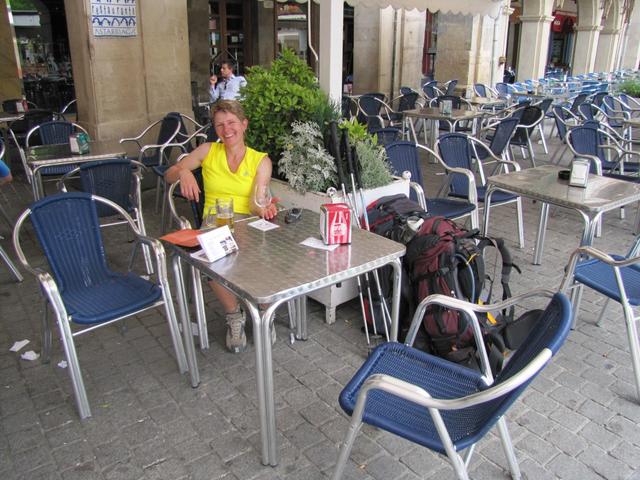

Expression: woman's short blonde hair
xmin=211 ymin=100 xmax=246 ymax=122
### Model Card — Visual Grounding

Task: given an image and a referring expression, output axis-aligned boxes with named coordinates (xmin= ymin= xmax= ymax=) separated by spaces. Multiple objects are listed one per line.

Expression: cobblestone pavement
xmin=1 ymin=129 xmax=640 ymax=480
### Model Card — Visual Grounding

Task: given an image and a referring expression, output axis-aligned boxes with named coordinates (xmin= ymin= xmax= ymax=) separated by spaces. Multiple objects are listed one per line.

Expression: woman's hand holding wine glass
xmin=254 ymin=184 xmax=277 ymax=220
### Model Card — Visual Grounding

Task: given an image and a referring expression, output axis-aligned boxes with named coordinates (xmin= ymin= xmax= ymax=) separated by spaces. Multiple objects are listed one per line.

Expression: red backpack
xmin=405 ymin=216 xmax=477 ymax=356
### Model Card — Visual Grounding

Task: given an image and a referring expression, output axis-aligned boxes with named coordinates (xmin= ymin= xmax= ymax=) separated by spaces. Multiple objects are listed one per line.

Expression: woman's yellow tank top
xmin=201 ymin=143 xmax=266 ymax=215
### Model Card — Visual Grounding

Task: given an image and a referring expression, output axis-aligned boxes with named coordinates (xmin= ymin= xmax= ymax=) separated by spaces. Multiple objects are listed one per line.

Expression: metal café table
xmin=483 ymin=165 xmax=640 ymax=265
xmin=403 ymin=106 xmax=485 ymax=149
xmin=167 ymin=211 xmax=405 ymax=466
xmin=0 ymin=112 xmax=24 ymax=124
xmin=27 ymin=143 xmax=126 ymax=199
xmin=466 ymin=96 xmax=507 ymax=111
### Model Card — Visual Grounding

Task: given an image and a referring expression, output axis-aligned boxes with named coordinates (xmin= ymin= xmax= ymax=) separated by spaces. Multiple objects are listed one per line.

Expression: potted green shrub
xmin=241 ymin=49 xmax=339 ymax=168
xmin=617 ymin=79 xmax=640 ymax=98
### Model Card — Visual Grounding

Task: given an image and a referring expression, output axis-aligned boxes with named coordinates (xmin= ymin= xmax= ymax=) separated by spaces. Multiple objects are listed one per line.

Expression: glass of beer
xmin=215 ymin=197 xmax=234 ymax=231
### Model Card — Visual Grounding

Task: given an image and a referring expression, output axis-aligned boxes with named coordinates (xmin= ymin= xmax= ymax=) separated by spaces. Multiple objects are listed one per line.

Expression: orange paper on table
xmin=160 ymin=229 xmax=201 ymax=248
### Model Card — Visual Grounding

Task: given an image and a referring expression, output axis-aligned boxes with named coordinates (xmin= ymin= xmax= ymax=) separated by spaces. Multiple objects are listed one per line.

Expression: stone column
xmin=594 ymin=28 xmax=622 ymax=72
xmin=433 ymin=13 xmax=475 ymax=88
xmin=319 ymin=0 xmax=343 ymax=103
xmin=63 ymin=0 xmax=191 ymax=147
xmin=0 ymin=1 xmax=22 ymax=102
xmin=516 ymin=14 xmax=554 ymax=81
xmin=621 ymin=5 xmax=640 ymax=69
xmin=352 ymin=8 xmax=380 ymax=93
xmin=572 ymin=25 xmax=601 ymax=74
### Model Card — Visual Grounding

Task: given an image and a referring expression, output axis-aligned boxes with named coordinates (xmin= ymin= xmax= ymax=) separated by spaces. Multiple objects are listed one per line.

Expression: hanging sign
xmin=91 ymin=0 xmax=137 ymax=37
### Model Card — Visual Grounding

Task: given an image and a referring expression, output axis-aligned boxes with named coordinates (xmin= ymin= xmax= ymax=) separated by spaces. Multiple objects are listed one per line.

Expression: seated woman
xmin=165 ymin=100 xmax=277 ymax=353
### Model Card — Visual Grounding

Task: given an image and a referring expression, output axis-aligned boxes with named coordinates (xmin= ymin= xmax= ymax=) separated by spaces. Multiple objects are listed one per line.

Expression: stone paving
xmin=1 ymin=129 xmax=640 ymax=480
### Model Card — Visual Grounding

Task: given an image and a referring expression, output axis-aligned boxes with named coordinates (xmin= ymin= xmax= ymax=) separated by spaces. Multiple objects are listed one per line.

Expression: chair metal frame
xmin=12 ymin=193 xmax=188 ymax=419
xmin=15 ymin=120 xmax=90 ymax=197
xmin=508 ymin=105 xmax=545 ymax=168
xmin=154 ymin=119 xmax=209 ymax=223
xmin=433 ymin=133 xmax=525 ymax=248
xmin=384 ymin=140 xmax=478 ymax=228
xmin=119 ymin=112 xmax=182 ymax=168
xmin=56 ymin=158 xmax=153 ymax=274
xmin=332 ymin=289 xmax=571 ymax=480
xmin=0 ymin=139 xmax=22 ymax=281
xmin=561 ymin=242 xmax=640 ymax=402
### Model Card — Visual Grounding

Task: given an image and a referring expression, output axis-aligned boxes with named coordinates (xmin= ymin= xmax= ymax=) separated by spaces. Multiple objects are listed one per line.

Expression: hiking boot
xmin=225 ymin=309 xmax=247 ymax=353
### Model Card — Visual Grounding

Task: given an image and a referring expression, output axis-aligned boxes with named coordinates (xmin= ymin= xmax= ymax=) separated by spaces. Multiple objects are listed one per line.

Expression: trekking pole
xmin=328 ymin=122 xmax=373 ymax=345
xmin=344 ymin=132 xmax=391 ymax=341
xmin=347 ymin=141 xmax=391 ymax=341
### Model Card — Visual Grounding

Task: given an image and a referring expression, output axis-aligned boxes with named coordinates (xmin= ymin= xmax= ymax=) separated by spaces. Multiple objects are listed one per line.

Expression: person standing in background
xmin=209 ymin=61 xmax=246 ymax=103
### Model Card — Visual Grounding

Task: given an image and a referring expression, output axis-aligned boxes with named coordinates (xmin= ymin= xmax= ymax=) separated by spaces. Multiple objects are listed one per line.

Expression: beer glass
xmin=216 ymin=197 xmax=234 ymax=231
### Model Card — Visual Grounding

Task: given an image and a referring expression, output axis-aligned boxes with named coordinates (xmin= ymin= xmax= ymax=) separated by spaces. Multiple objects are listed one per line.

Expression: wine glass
xmin=254 ymin=184 xmax=273 ymax=210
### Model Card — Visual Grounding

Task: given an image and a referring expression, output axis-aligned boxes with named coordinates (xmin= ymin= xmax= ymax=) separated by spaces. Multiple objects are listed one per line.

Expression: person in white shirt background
xmin=209 ymin=61 xmax=247 ymax=103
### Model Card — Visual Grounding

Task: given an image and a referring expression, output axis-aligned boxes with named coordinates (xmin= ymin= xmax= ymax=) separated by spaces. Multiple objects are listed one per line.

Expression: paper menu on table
xmin=196 ymin=225 xmax=239 ymax=262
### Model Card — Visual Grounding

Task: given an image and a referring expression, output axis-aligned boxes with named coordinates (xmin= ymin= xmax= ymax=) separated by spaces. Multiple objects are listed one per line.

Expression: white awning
xmin=344 ymin=0 xmax=505 ymax=17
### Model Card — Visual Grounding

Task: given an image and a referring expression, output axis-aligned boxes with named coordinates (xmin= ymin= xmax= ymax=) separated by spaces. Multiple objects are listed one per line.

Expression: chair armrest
xmin=469 ymin=137 xmax=521 ymax=172
xmin=358 ymin=347 xmax=551 ymax=411
xmin=119 ymin=118 xmax=163 ymax=148
xmin=560 ymin=245 xmax=640 ymax=294
xmin=404 ymin=289 xmax=555 ymax=381
xmin=418 ymin=144 xmax=479 ymax=205
xmin=166 ymin=180 xmax=193 ymax=230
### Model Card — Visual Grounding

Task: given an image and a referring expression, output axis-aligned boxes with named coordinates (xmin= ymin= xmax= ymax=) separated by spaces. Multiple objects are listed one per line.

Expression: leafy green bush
xmin=617 ymin=80 xmax=640 ymax=97
xmin=278 ymin=121 xmax=337 ymax=193
xmin=241 ymin=49 xmax=339 ymax=165
xmin=339 ymin=118 xmax=393 ymax=189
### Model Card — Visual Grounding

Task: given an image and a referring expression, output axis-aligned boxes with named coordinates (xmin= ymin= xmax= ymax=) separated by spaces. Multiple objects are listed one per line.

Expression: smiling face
xmin=214 ymin=110 xmax=248 ymax=147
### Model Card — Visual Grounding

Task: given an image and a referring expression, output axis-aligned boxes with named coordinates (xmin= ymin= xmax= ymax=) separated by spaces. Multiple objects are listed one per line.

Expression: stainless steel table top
xmin=488 ymin=165 xmax=640 ymax=213
xmin=27 ymin=143 xmax=126 ymax=168
xmin=466 ymin=97 xmax=507 ymax=108
xmin=403 ymin=107 xmax=485 ymax=122
xmin=168 ymin=211 xmax=406 ymax=304
xmin=0 ymin=112 xmax=24 ymax=123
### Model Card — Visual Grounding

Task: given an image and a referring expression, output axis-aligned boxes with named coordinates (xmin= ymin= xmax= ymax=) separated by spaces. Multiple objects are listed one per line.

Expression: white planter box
xmin=271 ymin=177 xmax=409 ymax=324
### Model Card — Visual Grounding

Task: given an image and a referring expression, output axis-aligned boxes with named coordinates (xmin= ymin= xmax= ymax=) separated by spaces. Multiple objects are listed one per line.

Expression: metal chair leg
xmin=331 ymin=417 xmax=364 ymax=480
xmin=41 ymin=304 xmax=52 ymax=364
xmin=516 ymin=198 xmax=525 ymax=249
xmin=621 ymin=300 xmax=640 ymax=403
xmin=0 ymin=242 xmax=23 ymax=282
xmin=497 ymin=417 xmax=521 ymax=480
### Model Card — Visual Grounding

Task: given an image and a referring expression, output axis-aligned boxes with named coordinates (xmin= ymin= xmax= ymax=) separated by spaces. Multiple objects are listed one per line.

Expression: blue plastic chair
xmin=509 ymin=105 xmax=544 ymax=167
xmin=119 ymin=112 xmax=182 ymax=168
xmin=57 ymin=158 xmax=153 ymax=274
xmin=436 ymin=132 xmax=524 ymax=248
xmin=566 ymin=123 xmax=640 ymax=176
xmin=562 ymin=241 xmax=640 ymax=402
xmin=444 ymin=79 xmax=458 ymax=96
xmin=371 ymin=127 xmax=402 ymax=145
xmin=473 ymin=83 xmax=488 ymax=97
xmin=12 ymin=192 xmax=188 ymax=419
xmin=356 ymin=93 xmax=386 ymax=131
xmin=422 ymin=80 xmax=442 ymax=100
xmin=549 ymin=105 xmax=580 ymax=165
xmin=20 ymin=120 xmax=89 ymax=197
xmin=332 ymin=290 xmax=572 ymax=480
xmin=384 ymin=141 xmax=476 ymax=227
